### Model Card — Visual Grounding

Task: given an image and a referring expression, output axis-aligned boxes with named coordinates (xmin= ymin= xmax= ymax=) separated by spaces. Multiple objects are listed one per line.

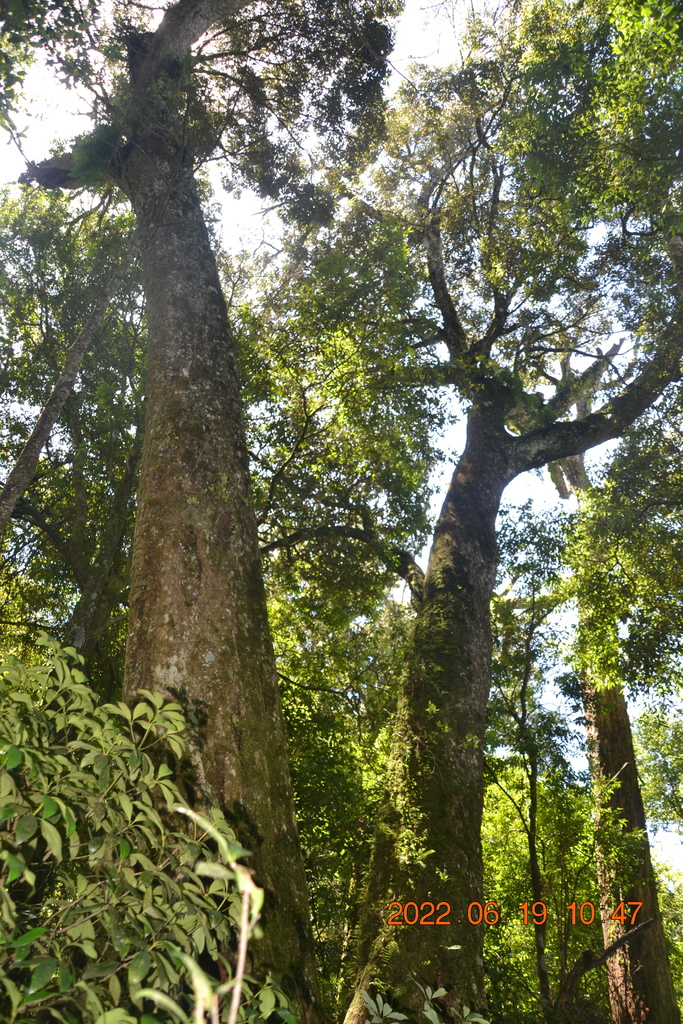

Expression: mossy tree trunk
xmin=344 ymin=397 xmax=511 ymax=1021
xmin=24 ymin=118 xmax=324 ymax=1007
xmin=584 ymin=677 xmax=679 ymax=1024
xmin=560 ymin=452 xmax=680 ymax=1024
xmin=116 ymin=100 xmax=322 ymax=1024
xmin=344 ymin=334 xmax=682 ymax=1021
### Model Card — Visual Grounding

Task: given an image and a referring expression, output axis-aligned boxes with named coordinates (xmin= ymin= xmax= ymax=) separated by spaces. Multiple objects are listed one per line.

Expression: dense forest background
xmin=1 ymin=0 xmax=683 ymax=1023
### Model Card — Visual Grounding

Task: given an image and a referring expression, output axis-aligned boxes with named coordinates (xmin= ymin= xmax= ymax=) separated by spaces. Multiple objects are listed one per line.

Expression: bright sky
xmin=2 ymin=0 xmax=681 ymax=870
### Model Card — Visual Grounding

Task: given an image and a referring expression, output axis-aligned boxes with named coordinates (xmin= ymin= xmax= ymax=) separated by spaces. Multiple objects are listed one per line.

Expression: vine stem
xmin=228 ymin=876 xmax=255 ymax=1024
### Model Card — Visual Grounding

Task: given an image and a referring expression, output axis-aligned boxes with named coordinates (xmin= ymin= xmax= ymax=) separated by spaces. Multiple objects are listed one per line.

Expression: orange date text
xmin=387 ymin=901 xmax=451 ymax=925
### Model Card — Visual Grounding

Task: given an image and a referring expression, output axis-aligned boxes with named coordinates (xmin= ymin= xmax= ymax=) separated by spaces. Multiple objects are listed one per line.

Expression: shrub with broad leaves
xmin=0 ymin=634 xmax=289 ymax=1024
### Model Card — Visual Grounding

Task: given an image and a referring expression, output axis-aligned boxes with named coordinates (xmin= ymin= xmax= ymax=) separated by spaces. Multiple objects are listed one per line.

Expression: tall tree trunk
xmin=557 ymin=455 xmax=680 ymax=1024
xmin=344 ymin=403 xmax=510 ymax=1022
xmin=24 ymin=9 xmax=324 ymax=1013
xmin=527 ymin=758 xmax=554 ymax=1018
xmin=346 ymin=356 xmax=683 ymax=1022
xmin=119 ymin=129 xmax=322 ymax=1020
xmin=583 ymin=676 xmax=679 ymax=1024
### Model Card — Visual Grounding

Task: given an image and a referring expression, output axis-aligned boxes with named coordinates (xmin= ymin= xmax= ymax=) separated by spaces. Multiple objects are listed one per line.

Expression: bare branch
xmin=544 ymin=340 xmax=622 ymax=421
xmin=554 ymin=919 xmax=654 ymax=1013
xmin=508 ymin=338 xmax=682 ymax=477
xmin=422 ymin=220 xmax=468 ymax=357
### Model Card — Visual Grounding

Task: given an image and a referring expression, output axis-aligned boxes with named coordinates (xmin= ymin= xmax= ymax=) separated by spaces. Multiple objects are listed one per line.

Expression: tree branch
xmin=260 ymin=524 xmax=375 ymax=555
xmin=260 ymin=524 xmax=424 ymax=600
xmin=544 ymin=340 xmax=622 ymax=421
xmin=64 ymin=434 xmax=142 ymax=650
xmin=507 ymin=339 xmax=682 ymax=477
xmin=476 ymin=285 xmax=510 ymax=356
xmin=11 ymin=496 xmax=86 ymax=587
xmin=141 ymin=0 xmax=250 ymax=75
xmin=422 ymin=221 xmax=468 ymax=358
xmin=391 ymin=548 xmax=424 ymax=604
xmin=554 ymin=918 xmax=654 ymax=1013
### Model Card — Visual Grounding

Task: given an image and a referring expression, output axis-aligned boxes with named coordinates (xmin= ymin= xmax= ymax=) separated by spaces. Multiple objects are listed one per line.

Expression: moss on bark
xmin=344 ymin=408 xmax=511 ymax=1022
xmin=116 ymin=82 xmax=322 ymax=1023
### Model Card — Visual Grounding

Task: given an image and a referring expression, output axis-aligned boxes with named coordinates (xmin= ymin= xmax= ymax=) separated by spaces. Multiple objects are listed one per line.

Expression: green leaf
xmin=21 ymin=988 xmax=52 ymax=1005
xmin=4 ymin=745 xmax=22 ymax=769
xmin=133 ymin=989 xmax=189 ymax=1024
xmin=260 ymin=987 xmax=276 ymax=1017
xmin=195 ymin=860 xmax=233 ymax=879
xmin=422 ymin=1005 xmax=440 ymax=1024
xmin=119 ymin=792 xmax=133 ymax=821
xmin=0 ymin=975 xmax=22 ymax=1013
xmin=11 ymin=926 xmax=47 ymax=948
xmin=83 ymin=961 xmax=119 ymax=980
xmin=4 ymin=850 xmax=28 ymax=884
xmin=15 ymin=813 xmax=38 ymax=843
xmin=41 ymin=794 xmax=60 ymax=818
xmin=132 ymin=702 xmax=150 ymax=721
xmin=93 ymin=1010 xmax=138 ymax=1024
xmin=28 ymin=957 xmax=58 ymax=993
xmin=40 ymin=818 xmax=63 ymax=861
xmin=128 ymin=950 xmax=151 ymax=984
xmin=111 ymin=925 xmax=130 ymax=956
xmin=109 ymin=972 xmax=121 ymax=1006
xmin=275 ymin=1011 xmax=299 ymax=1024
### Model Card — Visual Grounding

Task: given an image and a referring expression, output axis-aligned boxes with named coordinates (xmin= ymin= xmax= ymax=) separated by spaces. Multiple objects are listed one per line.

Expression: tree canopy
xmin=2 ymin=0 xmax=683 ymax=1022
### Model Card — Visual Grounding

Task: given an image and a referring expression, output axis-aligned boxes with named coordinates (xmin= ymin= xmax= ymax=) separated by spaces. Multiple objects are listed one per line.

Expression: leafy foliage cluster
xmin=0 ymin=635 xmax=282 ymax=1024
xmin=568 ymin=394 xmax=683 ymax=694
xmin=0 ymin=0 xmax=98 ymax=122
xmin=0 ymin=187 xmax=141 ymax=689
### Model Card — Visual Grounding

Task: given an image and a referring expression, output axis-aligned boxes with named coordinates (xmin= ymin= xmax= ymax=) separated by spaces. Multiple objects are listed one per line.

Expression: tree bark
xmin=554 ymin=917 xmax=655 ymax=1021
xmin=583 ymin=677 xmax=679 ymax=1024
xmin=558 ymin=449 xmax=680 ymax=1024
xmin=22 ymin=0 xmax=324 ymax=1014
xmin=344 ymin=398 xmax=513 ymax=1021
xmin=119 ymin=126 xmax=321 ymax=1020
xmin=346 ymin=323 xmax=683 ymax=1020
